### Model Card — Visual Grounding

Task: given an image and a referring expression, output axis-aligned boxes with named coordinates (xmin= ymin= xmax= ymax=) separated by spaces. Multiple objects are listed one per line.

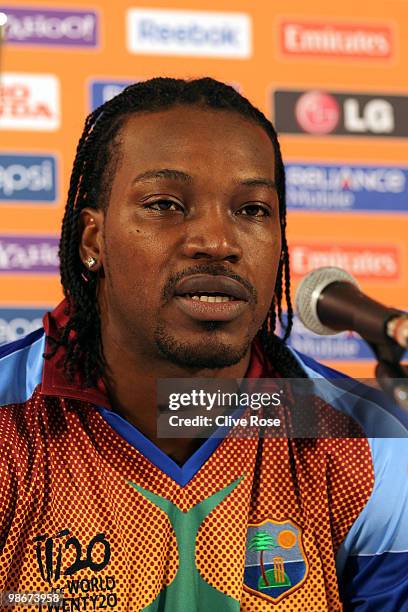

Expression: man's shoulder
xmin=288 ymin=347 xmax=349 ymax=380
xmin=284 ymin=349 xmax=408 ymax=583
xmin=0 ymin=328 xmax=46 ymax=409
xmin=0 ymin=330 xmax=48 ymax=467
xmin=289 ymin=346 xmax=407 ymax=437
xmin=287 ymin=347 xmax=408 ymax=567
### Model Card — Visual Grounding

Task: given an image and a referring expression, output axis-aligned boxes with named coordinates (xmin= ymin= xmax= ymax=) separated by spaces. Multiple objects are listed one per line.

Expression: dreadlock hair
xmin=48 ymin=76 xmax=305 ymax=386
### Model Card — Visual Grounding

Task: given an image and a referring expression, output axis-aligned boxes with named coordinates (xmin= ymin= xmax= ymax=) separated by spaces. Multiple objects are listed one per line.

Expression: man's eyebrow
xmin=132 ymin=168 xmax=193 ymax=184
xmin=239 ymin=178 xmax=277 ymax=190
xmin=131 ymin=170 xmax=276 ymax=191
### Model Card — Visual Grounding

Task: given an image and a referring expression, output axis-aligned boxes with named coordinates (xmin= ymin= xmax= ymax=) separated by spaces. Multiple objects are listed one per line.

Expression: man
xmin=0 ymin=78 xmax=406 ymax=611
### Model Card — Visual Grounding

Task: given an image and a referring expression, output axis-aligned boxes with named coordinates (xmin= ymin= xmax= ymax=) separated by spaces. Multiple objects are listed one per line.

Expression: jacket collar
xmin=41 ymin=299 xmax=276 ymax=407
xmin=41 ymin=299 xmax=110 ymax=407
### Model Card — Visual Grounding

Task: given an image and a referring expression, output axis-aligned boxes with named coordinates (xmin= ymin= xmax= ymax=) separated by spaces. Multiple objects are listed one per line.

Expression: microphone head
xmin=295 ymin=266 xmax=360 ymax=335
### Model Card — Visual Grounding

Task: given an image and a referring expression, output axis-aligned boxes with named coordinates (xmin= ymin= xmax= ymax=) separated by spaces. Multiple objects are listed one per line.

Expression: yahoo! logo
xmin=0 ymin=235 xmax=59 ymax=274
xmin=2 ymin=6 xmax=98 ymax=47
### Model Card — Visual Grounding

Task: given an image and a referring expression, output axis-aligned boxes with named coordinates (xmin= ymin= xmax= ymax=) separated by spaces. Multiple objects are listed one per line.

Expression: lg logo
xmin=294 ymin=91 xmax=340 ymax=134
xmin=274 ymin=89 xmax=406 ymax=137
xmin=343 ymin=98 xmax=394 ymax=133
xmin=294 ymin=91 xmax=394 ymax=134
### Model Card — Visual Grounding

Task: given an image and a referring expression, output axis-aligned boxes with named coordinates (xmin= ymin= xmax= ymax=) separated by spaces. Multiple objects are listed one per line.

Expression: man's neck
xmin=101 ymin=335 xmax=252 ymax=464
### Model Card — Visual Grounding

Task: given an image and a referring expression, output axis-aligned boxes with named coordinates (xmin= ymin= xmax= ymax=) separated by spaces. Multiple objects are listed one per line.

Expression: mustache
xmin=162 ymin=263 xmax=258 ymax=304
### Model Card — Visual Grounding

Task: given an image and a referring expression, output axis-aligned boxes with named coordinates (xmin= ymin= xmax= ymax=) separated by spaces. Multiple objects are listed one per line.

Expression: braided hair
xmin=48 ymin=77 xmax=305 ymax=385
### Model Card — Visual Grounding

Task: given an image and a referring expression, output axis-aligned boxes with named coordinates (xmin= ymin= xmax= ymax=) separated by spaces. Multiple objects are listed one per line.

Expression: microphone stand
xmin=369 ymin=337 xmax=408 ymax=411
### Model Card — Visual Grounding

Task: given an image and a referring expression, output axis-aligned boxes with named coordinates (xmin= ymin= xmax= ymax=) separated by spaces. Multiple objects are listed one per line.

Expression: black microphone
xmin=295 ymin=267 xmax=408 ymax=349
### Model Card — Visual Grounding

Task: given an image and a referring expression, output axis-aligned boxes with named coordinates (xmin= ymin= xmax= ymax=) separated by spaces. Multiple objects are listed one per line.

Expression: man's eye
xmin=147 ymin=200 xmax=183 ymax=212
xmin=238 ymin=204 xmax=270 ymax=217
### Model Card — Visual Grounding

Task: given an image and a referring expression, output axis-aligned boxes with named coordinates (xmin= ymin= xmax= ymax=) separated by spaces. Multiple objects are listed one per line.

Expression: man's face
xmin=94 ymin=106 xmax=282 ymax=370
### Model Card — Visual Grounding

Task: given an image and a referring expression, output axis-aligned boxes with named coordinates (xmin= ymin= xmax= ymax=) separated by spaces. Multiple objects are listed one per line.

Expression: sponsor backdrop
xmin=0 ymin=0 xmax=407 ymax=377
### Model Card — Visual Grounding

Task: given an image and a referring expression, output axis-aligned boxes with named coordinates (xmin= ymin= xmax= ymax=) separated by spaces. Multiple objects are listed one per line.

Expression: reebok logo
xmin=126 ymin=9 xmax=251 ymax=58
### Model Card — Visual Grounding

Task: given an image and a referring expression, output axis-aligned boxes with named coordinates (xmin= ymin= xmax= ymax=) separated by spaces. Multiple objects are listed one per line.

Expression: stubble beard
xmin=154 ymin=320 xmax=253 ymax=370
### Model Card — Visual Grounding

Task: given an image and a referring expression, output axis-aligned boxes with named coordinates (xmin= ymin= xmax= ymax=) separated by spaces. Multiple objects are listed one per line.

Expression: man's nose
xmin=180 ymin=208 xmax=243 ymax=263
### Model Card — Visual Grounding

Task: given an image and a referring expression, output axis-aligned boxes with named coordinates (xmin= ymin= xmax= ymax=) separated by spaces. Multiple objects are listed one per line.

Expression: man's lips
xmin=172 ymin=274 xmax=251 ymax=322
xmin=173 ymin=295 xmax=249 ymax=321
xmin=173 ymin=274 xmax=251 ymax=301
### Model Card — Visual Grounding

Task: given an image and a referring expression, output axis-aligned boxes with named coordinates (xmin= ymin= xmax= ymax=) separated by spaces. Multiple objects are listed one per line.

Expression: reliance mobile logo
xmin=0 ymin=73 xmax=60 ymax=131
xmin=2 ymin=6 xmax=98 ymax=47
xmin=90 ymin=80 xmax=134 ymax=111
xmin=126 ymin=8 xmax=252 ymax=58
xmin=283 ymin=314 xmax=408 ymax=361
xmin=279 ymin=21 xmax=393 ymax=59
xmin=0 ymin=308 xmax=47 ymax=345
xmin=286 ymin=316 xmax=375 ymax=361
xmin=290 ymin=243 xmax=400 ymax=281
xmin=0 ymin=154 xmax=57 ymax=202
xmin=285 ymin=162 xmax=408 ymax=212
xmin=273 ymin=90 xmax=408 ymax=137
xmin=0 ymin=235 xmax=59 ymax=274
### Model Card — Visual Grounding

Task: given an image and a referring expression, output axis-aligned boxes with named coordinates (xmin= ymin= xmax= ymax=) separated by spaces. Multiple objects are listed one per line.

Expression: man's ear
xmin=79 ymin=208 xmax=105 ymax=271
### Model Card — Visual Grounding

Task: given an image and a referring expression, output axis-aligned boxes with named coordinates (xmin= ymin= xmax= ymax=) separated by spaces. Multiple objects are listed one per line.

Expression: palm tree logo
xmin=247 ymin=531 xmax=277 ymax=587
xmin=245 ymin=522 xmax=305 ymax=598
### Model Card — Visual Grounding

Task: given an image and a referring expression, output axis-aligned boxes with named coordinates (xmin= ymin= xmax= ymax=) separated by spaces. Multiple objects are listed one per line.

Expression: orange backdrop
xmin=0 ymin=0 xmax=407 ymax=377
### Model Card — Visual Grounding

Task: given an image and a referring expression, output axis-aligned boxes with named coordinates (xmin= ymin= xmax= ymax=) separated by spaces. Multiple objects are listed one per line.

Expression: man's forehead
xmin=116 ymin=106 xmax=276 ymax=172
xmin=119 ymin=106 xmax=272 ymax=145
